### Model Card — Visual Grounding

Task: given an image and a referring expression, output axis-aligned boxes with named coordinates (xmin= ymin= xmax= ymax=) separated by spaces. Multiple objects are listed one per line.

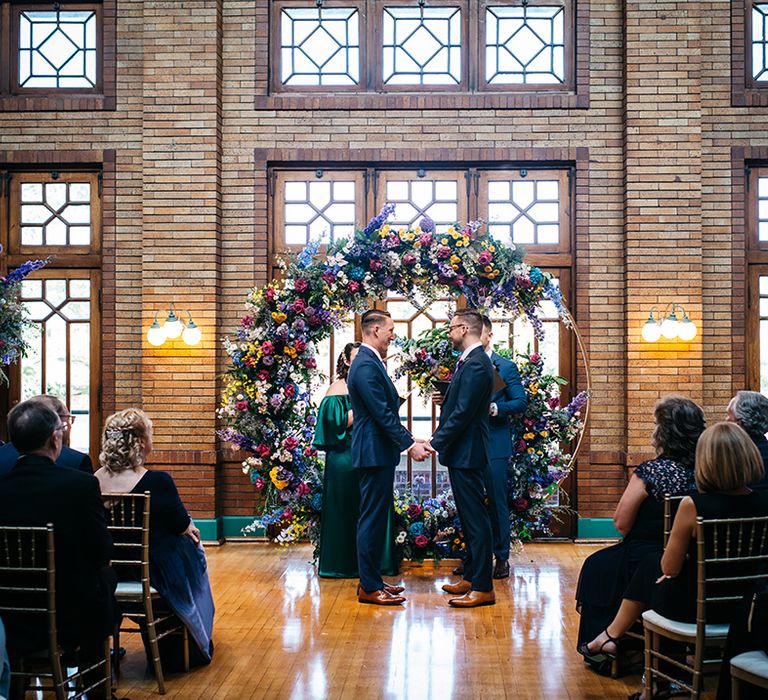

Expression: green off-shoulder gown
xmin=313 ymin=394 xmax=400 ymax=578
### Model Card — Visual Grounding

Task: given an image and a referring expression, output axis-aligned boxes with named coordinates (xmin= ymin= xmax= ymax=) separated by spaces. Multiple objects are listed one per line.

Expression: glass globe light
xmin=182 ymin=316 xmax=202 ymax=346
xmin=678 ymin=314 xmax=697 ymax=341
xmin=641 ymin=317 xmax=662 ymax=343
xmin=147 ymin=319 xmax=167 ymax=347
xmin=163 ymin=307 xmax=184 ymax=339
xmin=660 ymin=311 xmax=680 ymax=339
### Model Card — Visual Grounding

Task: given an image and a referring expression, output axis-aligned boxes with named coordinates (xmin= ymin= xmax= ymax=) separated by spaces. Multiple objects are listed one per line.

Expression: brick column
xmin=141 ymin=1 xmax=222 ymax=527
xmin=624 ymin=1 xmax=703 ymax=464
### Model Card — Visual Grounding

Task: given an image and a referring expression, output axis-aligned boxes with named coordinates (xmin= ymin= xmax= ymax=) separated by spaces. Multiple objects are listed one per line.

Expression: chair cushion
xmin=115 ymin=581 xmax=158 ymax=597
xmin=642 ymin=610 xmax=730 ymax=638
xmin=731 ymin=651 xmax=768 ymax=680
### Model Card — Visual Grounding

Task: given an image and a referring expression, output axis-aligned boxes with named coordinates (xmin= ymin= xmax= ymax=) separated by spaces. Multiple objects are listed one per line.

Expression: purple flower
xmin=262 ymin=355 xmax=275 ymax=366
xmin=419 ymin=216 xmax=435 ymax=233
xmin=565 ymin=391 xmax=590 ymax=418
xmin=363 ymin=203 xmax=396 ymax=236
xmin=292 ymin=319 xmax=306 ymax=332
xmin=270 ymin=394 xmax=283 ymax=409
xmin=3 ymin=258 xmax=49 ymax=286
xmin=275 ymin=324 xmax=289 ymax=340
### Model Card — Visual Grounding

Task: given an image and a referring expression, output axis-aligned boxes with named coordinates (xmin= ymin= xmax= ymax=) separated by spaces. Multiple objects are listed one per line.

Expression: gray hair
xmin=7 ymin=398 xmax=60 ymax=453
xmin=733 ymin=391 xmax=768 ymax=438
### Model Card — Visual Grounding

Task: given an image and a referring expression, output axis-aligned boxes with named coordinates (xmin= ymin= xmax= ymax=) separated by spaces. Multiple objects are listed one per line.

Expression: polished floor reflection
xmin=114 ymin=543 xmax=662 ymax=699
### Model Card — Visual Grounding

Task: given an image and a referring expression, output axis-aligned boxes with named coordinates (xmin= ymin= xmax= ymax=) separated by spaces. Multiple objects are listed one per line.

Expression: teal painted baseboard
xmin=194 ymin=517 xmax=266 ymax=542
xmin=577 ymin=517 xmax=622 ymax=539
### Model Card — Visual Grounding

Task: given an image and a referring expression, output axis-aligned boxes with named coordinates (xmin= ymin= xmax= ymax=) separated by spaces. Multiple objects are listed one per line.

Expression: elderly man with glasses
xmin=0 ymin=394 xmax=92 ymax=477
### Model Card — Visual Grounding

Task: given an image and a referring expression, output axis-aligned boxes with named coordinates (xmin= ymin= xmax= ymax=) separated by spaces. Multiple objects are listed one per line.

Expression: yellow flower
xmin=414 ymin=241 xmax=422 ymax=249
xmin=437 ymin=365 xmax=450 ymax=379
xmin=540 ymin=430 xmax=549 ymax=438
xmin=484 ymin=265 xmax=493 ymax=273
xmin=523 ymin=432 xmax=535 ymax=440
xmin=453 ymin=538 xmax=460 ymax=545
xmin=462 ymin=236 xmax=470 ymax=246
xmin=406 ymin=232 xmax=415 ymax=241
xmin=451 ymin=264 xmax=459 ymax=271
xmin=451 ymin=232 xmax=460 ymax=240
xmin=527 ymin=447 xmax=535 ymax=454
xmin=450 ymin=255 xmax=461 ymax=265
xmin=489 ymin=245 xmax=496 ymax=252
xmin=284 ymin=346 xmax=297 ymax=358
xmin=447 ymin=226 xmax=456 ymax=235
xmin=272 ymin=312 xmax=287 ymax=323
xmin=441 ymin=238 xmax=449 ymax=245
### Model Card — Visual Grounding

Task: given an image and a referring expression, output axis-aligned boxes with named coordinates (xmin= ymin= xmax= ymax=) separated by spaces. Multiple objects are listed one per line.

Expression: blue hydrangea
xmin=408 ymin=522 xmax=425 ymax=537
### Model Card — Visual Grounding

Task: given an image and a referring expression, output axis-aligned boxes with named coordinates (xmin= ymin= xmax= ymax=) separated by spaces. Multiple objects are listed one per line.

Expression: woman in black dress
xmin=575 ymin=396 xmax=705 ymax=660
xmin=579 ymin=422 xmax=768 ymax=672
xmin=95 ymin=408 xmax=214 ymax=670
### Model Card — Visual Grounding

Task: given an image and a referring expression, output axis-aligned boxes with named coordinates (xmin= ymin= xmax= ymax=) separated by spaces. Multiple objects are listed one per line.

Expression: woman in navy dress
xmin=95 ymin=408 xmax=214 ymax=670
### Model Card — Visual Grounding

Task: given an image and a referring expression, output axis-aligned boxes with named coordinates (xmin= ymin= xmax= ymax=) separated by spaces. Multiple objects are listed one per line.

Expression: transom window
xmin=17 ymin=8 xmax=98 ymax=89
xmin=270 ymin=0 xmax=574 ymax=95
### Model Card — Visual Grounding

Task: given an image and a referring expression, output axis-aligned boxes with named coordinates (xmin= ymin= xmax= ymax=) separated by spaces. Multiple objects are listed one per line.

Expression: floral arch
xmin=218 ymin=204 xmax=585 ymax=550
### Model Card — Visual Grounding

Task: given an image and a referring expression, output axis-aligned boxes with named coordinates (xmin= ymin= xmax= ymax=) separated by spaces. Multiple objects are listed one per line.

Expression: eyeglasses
xmin=60 ymin=414 xmax=76 ymax=426
xmin=53 ymin=423 xmax=66 ymax=433
xmin=448 ymin=323 xmax=467 ymax=332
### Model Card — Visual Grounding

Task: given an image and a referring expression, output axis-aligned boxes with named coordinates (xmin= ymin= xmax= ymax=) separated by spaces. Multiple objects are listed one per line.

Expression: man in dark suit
xmin=0 ymin=398 xmax=116 ymax=699
xmin=0 ymin=395 xmax=92 ymax=477
xmin=481 ymin=316 xmax=527 ymax=579
xmin=348 ymin=309 xmax=432 ymax=605
xmin=727 ymin=390 xmax=768 ymax=489
xmin=428 ymin=310 xmax=495 ymax=608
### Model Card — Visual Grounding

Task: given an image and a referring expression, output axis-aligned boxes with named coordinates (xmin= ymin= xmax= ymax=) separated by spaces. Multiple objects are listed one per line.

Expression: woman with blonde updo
xmin=95 ymin=409 xmax=214 ymax=669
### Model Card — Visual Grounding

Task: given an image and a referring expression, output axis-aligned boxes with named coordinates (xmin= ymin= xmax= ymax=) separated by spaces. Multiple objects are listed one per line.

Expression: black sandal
xmin=577 ymin=629 xmax=620 ymax=662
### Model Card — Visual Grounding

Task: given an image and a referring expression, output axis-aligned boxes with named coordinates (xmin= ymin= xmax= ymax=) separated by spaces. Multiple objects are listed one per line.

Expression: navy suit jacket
xmin=488 ymin=351 xmax=527 ymax=460
xmin=0 ymin=442 xmax=93 ymax=478
xmin=347 ymin=345 xmax=413 ymax=469
xmin=431 ymin=345 xmax=493 ymax=470
xmin=751 ymin=434 xmax=768 ymax=490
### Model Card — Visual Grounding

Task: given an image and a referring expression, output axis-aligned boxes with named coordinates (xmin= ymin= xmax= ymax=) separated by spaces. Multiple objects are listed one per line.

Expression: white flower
xmin=326 ymin=252 xmax=348 ymax=268
xmin=396 ymin=531 xmax=407 ymax=544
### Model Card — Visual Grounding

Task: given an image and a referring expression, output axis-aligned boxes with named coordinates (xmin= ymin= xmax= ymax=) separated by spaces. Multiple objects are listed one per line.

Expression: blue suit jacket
xmin=431 ymin=345 xmax=493 ymax=470
xmin=0 ymin=442 xmax=93 ymax=478
xmin=347 ymin=345 xmax=413 ymax=469
xmin=488 ymin=351 xmax=527 ymax=460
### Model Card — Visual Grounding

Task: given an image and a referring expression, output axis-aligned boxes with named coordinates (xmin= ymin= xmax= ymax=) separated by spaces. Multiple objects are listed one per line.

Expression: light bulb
xmin=660 ymin=312 xmax=680 ymax=339
xmin=147 ymin=320 xmax=167 ymax=347
xmin=641 ymin=319 xmax=662 ymax=343
xmin=182 ymin=318 xmax=202 ymax=346
xmin=678 ymin=315 xmax=697 ymax=341
xmin=163 ymin=307 xmax=184 ymax=339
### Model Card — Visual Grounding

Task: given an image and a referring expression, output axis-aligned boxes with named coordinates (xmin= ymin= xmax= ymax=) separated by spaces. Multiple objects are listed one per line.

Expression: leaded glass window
xmin=759 ymin=176 xmax=768 ymax=241
xmin=754 ymin=4 xmax=768 ymax=81
xmin=381 ymin=6 xmax=462 ymax=86
xmin=19 ymin=274 xmax=96 ymax=454
xmin=380 ymin=174 xmax=463 ymax=228
xmin=485 ymin=4 xmax=565 ymax=85
xmin=280 ymin=7 xmax=360 ymax=86
xmin=18 ymin=9 xmax=98 ymax=89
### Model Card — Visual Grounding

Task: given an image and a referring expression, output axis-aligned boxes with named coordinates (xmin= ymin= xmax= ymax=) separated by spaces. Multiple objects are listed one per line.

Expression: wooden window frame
xmin=259 ymin=0 xmax=589 ymax=110
xmin=747 ymin=166 xmax=768 ymax=390
xmin=0 ymin=0 xmax=116 ymax=111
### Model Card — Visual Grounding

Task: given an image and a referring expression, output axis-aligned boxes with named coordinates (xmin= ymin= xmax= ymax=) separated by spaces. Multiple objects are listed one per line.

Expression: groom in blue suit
xmin=428 ymin=310 xmax=495 ymax=607
xmin=347 ymin=309 xmax=432 ymax=605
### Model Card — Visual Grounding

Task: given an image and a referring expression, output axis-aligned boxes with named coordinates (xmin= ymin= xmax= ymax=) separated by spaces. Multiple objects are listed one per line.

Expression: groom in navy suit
xmin=348 ymin=309 xmax=432 ymax=605
xmin=428 ymin=310 xmax=495 ymax=607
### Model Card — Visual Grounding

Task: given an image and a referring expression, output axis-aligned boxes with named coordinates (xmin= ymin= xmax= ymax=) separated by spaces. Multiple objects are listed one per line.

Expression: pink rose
xmin=322 ymin=271 xmax=336 ymax=284
xmin=265 ymin=287 xmax=276 ymax=300
xmin=258 ymin=370 xmax=270 ymax=381
xmin=296 ymin=482 xmax=310 ymax=496
xmin=305 ymin=358 xmax=317 ymax=368
xmin=514 ymin=498 xmax=529 ymax=512
xmin=547 ymin=397 xmax=560 ymax=409
xmin=478 ymin=250 xmax=493 ymax=265
xmin=304 ymin=447 xmax=317 ymax=457
xmin=406 ymin=503 xmax=422 ymax=518
xmin=348 ymin=281 xmax=360 ymax=293
xmin=293 ymin=298 xmax=306 ymax=313
xmin=419 ymin=233 xmax=433 ymax=246
xmin=437 ymin=245 xmax=451 ymax=259
xmin=256 ymin=443 xmax=271 ymax=458
xmin=294 ymin=278 xmax=308 ymax=292
xmin=284 ymin=384 xmax=296 ymax=398
xmin=294 ymin=339 xmax=307 ymax=352
xmin=370 ymin=259 xmax=382 ymax=271
xmin=235 ymin=400 xmax=249 ymax=412
xmin=262 ymin=341 xmax=274 ymax=356
xmin=514 ymin=439 xmax=527 ymax=453
xmin=283 ymin=508 xmax=294 ymax=520
xmin=403 ymin=253 xmax=416 ymax=265
xmin=283 ymin=436 xmax=299 ymax=450
xmin=255 ymin=477 xmax=266 ymax=490
xmin=414 ymin=535 xmax=429 ymax=548
xmin=241 ymin=315 xmax=254 ymax=328
xmin=530 ymin=352 xmax=540 ymax=363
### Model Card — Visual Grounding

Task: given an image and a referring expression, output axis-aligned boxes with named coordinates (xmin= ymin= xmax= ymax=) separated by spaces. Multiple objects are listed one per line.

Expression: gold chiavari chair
xmin=104 ymin=491 xmax=188 ymax=695
xmin=0 ymin=523 xmax=111 ymax=700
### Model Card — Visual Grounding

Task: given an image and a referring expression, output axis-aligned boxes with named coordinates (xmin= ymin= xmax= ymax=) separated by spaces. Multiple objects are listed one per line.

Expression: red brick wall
xmin=0 ymin=0 xmax=757 ymax=524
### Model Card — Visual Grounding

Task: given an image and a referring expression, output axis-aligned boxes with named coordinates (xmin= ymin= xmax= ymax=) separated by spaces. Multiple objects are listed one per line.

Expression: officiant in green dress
xmin=313 ymin=342 xmax=400 ymax=578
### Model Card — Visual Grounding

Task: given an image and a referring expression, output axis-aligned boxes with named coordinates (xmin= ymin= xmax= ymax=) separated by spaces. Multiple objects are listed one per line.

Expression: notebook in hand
xmin=433 ymin=380 xmax=451 ymax=395
xmin=492 ymin=368 xmax=507 ymax=394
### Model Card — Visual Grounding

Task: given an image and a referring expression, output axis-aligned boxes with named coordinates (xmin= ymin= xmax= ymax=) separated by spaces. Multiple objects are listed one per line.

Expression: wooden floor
xmin=109 ymin=542 xmax=711 ymax=700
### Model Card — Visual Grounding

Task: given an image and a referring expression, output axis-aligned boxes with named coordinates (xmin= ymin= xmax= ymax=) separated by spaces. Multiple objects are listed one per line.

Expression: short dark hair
xmin=453 ymin=310 xmax=483 ymax=336
xmin=7 ymin=398 xmax=61 ymax=454
xmin=336 ymin=342 xmax=361 ymax=380
xmin=360 ymin=309 xmax=391 ymax=332
xmin=652 ymin=395 xmax=706 ymax=468
xmin=481 ymin=315 xmax=492 ymax=331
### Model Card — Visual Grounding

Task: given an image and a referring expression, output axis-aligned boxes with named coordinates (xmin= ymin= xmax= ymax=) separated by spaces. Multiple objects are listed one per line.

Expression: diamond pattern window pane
xmin=384 ymin=178 xmax=458 ymax=229
xmin=281 ymin=8 xmax=360 ymax=86
xmin=20 ymin=277 xmax=92 ymax=454
xmin=382 ymin=7 xmax=462 ymax=85
xmin=760 ymin=177 xmax=768 ymax=241
xmin=18 ymin=10 xmax=97 ymax=89
xmin=487 ymin=179 xmax=561 ymax=245
xmin=485 ymin=6 xmax=565 ymax=84
xmin=754 ymin=5 xmax=768 ymax=81
xmin=281 ymin=179 xmax=357 ymax=245
xmin=19 ymin=180 xmax=93 ymax=246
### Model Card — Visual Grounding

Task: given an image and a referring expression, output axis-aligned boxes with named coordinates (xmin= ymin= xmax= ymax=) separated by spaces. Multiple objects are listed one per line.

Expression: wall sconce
xmin=641 ymin=303 xmax=697 ymax=343
xmin=147 ymin=305 xmax=202 ymax=347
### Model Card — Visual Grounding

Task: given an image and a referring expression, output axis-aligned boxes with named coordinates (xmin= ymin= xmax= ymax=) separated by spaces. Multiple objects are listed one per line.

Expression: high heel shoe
xmin=577 ymin=629 xmax=620 ymax=662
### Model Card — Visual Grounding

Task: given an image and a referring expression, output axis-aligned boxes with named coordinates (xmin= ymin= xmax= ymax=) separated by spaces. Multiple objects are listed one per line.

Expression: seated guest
xmin=0 ymin=395 xmax=92 ymax=476
xmin=574 ymin=395 xmax=705 ymax=663
xmin=0 ymin=398 xmax=116 ymax=700
xmin=579 ymin=422 xmax=768 ymax=691
xmin=95 ymin=408 xmax=214 ymax=669
xmin=727 ymin=390 xmax=768 ymax=488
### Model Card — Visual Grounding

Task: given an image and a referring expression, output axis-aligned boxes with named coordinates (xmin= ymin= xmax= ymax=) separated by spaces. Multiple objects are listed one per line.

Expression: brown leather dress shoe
xmin=383 ymin=584 xmax=405 ymax=594
xmin=448 ymin=590 xmax=496 ymax=608
xmin=441 ymin=579 xmax=472 ymax=595
xmin=358 ymin=588 xmax=405 ymax=605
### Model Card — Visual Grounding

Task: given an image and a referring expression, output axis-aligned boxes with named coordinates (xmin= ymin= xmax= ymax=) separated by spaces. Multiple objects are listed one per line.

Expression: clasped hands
xmin=408 ymin=439 xmax=435 ymax=462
